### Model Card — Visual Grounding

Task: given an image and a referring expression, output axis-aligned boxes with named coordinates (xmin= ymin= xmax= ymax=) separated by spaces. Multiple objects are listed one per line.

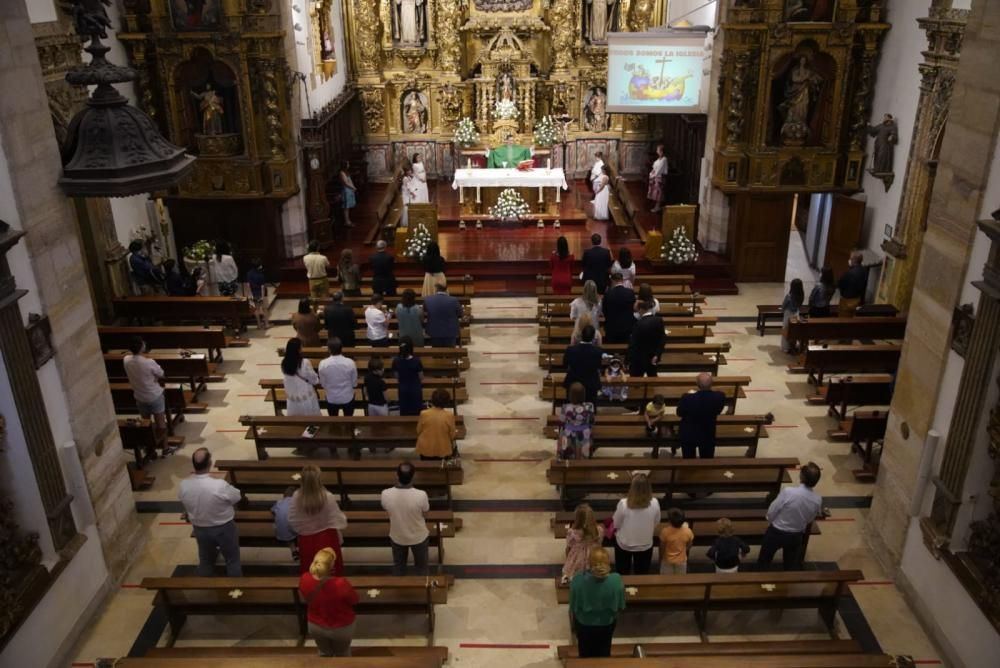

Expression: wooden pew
xmin=344 ymin=325 xmax=471 ymax=346
xmin=104 ymin=351 xmax=222 ymax=397
xmin=140 ymin=575 xmax=452 ymax=644
xmin=794 ymin=344 xmax=901 ymax=385
xmin=98 ymin=325 xmax=231 ymax=362
xmin=539 ymin=294 xmax=706 ymax=310
xmin=239 ymin=415 xmax=466 ymax=461
xmin=757 ymin=304 xmax=900 ymax=336
xmin=117 ymin=417 xmax=171 ymax=490
xmin=537 ymin=301 xmax=701 ymax=319
xmin=234 ymin=509 xmax=460 ymax=571
xmin=554 ymin=570 xmax=863 ymax=640
xmin=215 ymin=459 xmax=464 ymax=508
xmin=540 ymin=374 xmax=751 ymax=414
xmin=358 ymin=275 xmax=475 ymax=297
xmin=550 ymin=507 xmax=817 ymax=556
xmin=786 ymin=316 xmax=907 ymax=349
xmin=370 ymin=166 xmax=404 ymax=243
xmin=542 ymin=413 xmax=770 ymax=458
xmin=141 ymin=647 xmax=448 ymax=665
xmin=546 ymin=457 xmax=797 ymax=508
xmin=333 ymin=301 xmax=473 ymax=321
xmin=564 ymin=654 xmax=903 ymax=668
xmin=556 ymin=639 xmax=862 ymax=662
xmin=113 ymin=296 xmax=252 ymax=333
xmin=292 ymin=345 xmax=471 ymax=372
xmin=829 ymin=409 xmax=888 ymax=481
xmin=312 ymin=293 xmax=473 ymax=312
xmin=539 ymin=343 xmax=727 ymax=375
xmin=538 ymin=322 xmax=714 ymax=345
xmin=807 ymin=374 xmax=894 ymax=420
xmin=110 ymin=383 xmax=197 ymax=436
xmin=542 ymin=315 xmax=718 ymax=329
xmin=259 ymin=377 xmax=468 ymax=416
xmin=536 ymin=274 xmax=695 ymax=295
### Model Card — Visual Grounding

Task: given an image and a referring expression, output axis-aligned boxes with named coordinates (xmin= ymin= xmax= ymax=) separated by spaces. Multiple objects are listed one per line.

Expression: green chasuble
xmin=487 ymin=143 xmax=532 ymax=168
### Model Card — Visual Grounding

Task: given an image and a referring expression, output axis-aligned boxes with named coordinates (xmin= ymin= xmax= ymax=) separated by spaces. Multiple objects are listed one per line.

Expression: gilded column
xmin=435 ymin=0 xmax=462 ymax=77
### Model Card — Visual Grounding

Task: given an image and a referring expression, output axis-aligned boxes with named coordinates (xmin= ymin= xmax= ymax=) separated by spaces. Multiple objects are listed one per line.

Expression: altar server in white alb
xmin=590 ymin=151 xmax=605 ymax=192
xmin=647 ymin=144 xmax=668 ymax=213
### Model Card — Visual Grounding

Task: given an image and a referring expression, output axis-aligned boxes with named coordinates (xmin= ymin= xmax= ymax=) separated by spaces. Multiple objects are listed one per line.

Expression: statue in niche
xmin=784 ymin=0 xmax=834 ymax=22
xmin=394 ymin=0 xmax=426 ymax=46
xmin=584 ymin=87 xmax=608 ymax=132
xmin=585 ymin=0 xmax=618 ymax=44
xmin=496 ymin=71 xmax=516 ymax=103
xmin=402 ymin=90 xmax=428 ymax=134
xmin=778 ymin=56 xmax=823 ymax=146
xmin=191 ymin=83 xmax=224 ymax=135
xmin=867 ymin=113 xmax=898 ymax=190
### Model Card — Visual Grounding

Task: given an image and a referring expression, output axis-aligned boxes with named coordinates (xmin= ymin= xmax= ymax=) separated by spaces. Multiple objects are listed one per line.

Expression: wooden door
xmin=823 ymin=195 xmax=865 ymax=273
xmin=728 ymin=193 xmax=794 ymax=282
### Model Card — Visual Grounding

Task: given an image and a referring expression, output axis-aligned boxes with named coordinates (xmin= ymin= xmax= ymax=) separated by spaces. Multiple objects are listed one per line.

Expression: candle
xmin=546 ymin=158 xmax=551 ymax=169
xmin=467 ymin=158 xmax=471 ymax=169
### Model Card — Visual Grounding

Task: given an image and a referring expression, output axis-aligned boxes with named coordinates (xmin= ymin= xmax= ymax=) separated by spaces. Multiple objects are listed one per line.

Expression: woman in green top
xmin=569 ymin=546 xmax=625 ymax=657
xmin=395 ymin=289 xmax=425 ymax=347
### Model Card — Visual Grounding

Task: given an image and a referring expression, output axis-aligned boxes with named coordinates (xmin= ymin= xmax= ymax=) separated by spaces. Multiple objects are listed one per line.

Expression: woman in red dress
xmin=289 ymin=465 xmax=347 ymax=575
xmin=550 ymin=236 xmax=575 ymax=295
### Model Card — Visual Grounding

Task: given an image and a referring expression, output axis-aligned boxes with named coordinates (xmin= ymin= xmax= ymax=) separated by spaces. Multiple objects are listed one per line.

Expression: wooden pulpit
xmin=662 ymin=204 xmax=697 ymax=241
xmin=394 ymin=203 xmax=438 ymax=255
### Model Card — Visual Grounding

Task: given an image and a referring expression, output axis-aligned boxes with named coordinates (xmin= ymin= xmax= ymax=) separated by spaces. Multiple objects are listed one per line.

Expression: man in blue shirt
xmin=758 ymin=462 xmax=823 ymax=570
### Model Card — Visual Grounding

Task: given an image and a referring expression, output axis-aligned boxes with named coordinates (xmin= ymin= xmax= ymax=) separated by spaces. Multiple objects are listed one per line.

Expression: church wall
xmin=858 ymin=0 xmax=926 ymax=254
xmin=667 ymin=0 xmax=716 ymax=27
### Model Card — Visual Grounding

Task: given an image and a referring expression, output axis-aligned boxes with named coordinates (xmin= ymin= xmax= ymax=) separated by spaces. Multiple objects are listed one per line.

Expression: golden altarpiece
xmin=341 ymin=0 xmax=670 ymax=183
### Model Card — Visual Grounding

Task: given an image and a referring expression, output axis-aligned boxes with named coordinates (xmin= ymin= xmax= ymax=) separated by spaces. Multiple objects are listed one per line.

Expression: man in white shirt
xmin=123 ymin=336 xmax=167 ymax=452
xmin=590 ymin=151 xmax=605 ymax=192
xmin=758 ymin=461 xmax=823 ymax=570
xmin=365 ymin=293 xmax=391 ymax=347
xmin=380 ymin=462 xmax=430 ymax=575
xmin=178 ymin=448 xmax=243 ymax=576
xmin=318 ymin=337 xmax=358 ymax=416
xmin=303 ymin=240 xmax=330 ymax=299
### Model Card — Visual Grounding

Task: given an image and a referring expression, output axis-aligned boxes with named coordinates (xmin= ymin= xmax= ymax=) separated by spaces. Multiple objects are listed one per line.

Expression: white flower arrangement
xmin=662 ymin=227 xmax=699 ymax=264
xmin=404 ymin=224 xmax=433 ymax=259
xmin=489 ymin=188 xmax=531 ymax=221
xmin=533 ymin=115 xmax=558 ymax=147
xmin=492 ymin=99 xmax=519 ymax=120
xmin=183 ymin=239 xmax=214 ymax=262
xmin=454 ymin=117 xmax=480 ymax=147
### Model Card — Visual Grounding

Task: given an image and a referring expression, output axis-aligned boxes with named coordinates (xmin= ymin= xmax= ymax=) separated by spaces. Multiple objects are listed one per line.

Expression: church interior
xmin=2 ymin=0 xmax=1000 ymax=666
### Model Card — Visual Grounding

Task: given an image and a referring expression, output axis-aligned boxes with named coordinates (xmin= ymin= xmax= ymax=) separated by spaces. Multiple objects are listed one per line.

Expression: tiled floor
xmin=69 ymin=283 xmax=944 ymax=667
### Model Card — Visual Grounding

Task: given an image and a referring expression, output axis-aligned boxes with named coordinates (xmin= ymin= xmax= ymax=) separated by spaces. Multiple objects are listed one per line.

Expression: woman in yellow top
xmin=416 ymin=389 xmax=457 ymax=460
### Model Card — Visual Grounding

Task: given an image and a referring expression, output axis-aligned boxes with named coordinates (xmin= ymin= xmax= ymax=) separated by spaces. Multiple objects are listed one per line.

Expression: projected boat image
xmin=623 ymin=62 xmax=694 ymax=103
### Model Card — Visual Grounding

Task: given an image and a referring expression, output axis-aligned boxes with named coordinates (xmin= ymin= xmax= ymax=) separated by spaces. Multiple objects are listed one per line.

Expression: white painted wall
xmin=668 ymin=0 xmax=718 ymax=28
xmin=290 ymin=0 xmax=348 ymax=119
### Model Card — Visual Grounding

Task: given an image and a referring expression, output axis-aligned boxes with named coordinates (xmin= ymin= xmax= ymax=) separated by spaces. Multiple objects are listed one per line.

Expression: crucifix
xmin=655 ymin=54 xmax=672 ymax=86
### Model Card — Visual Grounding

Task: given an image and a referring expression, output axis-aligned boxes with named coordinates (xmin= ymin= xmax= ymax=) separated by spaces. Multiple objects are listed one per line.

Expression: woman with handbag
xmin=299 ymin=547 xmax=359 ymax=656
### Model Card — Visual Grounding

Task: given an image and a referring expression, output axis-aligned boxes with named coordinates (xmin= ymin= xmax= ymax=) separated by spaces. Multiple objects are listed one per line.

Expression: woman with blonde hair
xmin=289 ymin=465 xmax=348 ymax=575
xmin=570 ymin=280 xmax=601 ymax=324
xmin=562 ymin=503 xmax=605 ymax=583
xmin=611 ymin=472 xmax=660 ymax=574
xmin=299 ymin=547 xmax=359 ymax=656
xmin=568 ymin=546 xmax=625 ymax=658
xmin=571 ymin=311 xmax=602 ymax=346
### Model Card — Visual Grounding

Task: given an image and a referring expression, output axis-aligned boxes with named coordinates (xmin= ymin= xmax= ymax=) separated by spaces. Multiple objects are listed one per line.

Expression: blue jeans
xmin=390 ymin=538 xmax=430 ymax=575
xmin=193 ymin=521 xmax=242 ymax=576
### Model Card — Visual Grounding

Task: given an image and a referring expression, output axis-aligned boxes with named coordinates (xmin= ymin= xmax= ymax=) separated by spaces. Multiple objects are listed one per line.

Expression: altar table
xmin=451 ymin=167 xmax=569 ymax=214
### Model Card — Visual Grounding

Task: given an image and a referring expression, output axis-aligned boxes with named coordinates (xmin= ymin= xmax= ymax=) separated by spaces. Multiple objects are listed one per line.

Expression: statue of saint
xmin=586 ymin=0 xmax=617 ymax=43
xmin=394 ymin=0 xmax=426 ymax=45
xmin=497 ymin=71 xmax=515 ymax=103
xmin=403 ymin=91 xmax=428 ymax=134
xmin=585 ymin=88 xmax=608 ymax=132
xmin=486 ymin=134 xmax=532 ymax=168
xmin=779 ymin=56 xmax=823 ymax=144
xmin=191 ymin=84 xmax=224 ymax=135
xmin=867 ymin=113 xmax=898 ymax=175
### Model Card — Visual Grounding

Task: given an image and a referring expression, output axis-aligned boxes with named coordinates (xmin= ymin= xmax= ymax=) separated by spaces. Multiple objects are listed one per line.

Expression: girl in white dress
xmin=591 ymin=164 xmax=611 ymax=221
xmin=611 ymin=247 xmax=637 ymax=289
xmin=401 ymin=165 xmax=419 ymax=228
xmin=281 ymin=338 xmax=321 ymax=416
xmin=411 ymin=153 xmax=430 ymax=203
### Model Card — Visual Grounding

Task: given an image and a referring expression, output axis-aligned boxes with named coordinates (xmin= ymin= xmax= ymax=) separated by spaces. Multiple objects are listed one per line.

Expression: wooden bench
xmin=142 ymin=646 xmax=448 ymax=665
xmin=829 ymin=409 xmax=888 ymax=481
xmin=542 ymin=315 xmax=718 ymax=330
xmin=341 ymin=325 xmax=472 ymax=346
xmin=550 ymin=507 xmax=817 ymax=556
xmin=542 ymin=414 xmax=770 ymax=458
xmin=546 ymin=457 xmax=797 ymax=508
xmin=554 ymin=570 xmax=863 ymax=640
xmin=104 ymin=351 xmax=222 ymax=397
xmin=259 ymin=377 xmax=468 ymax=416
xmin=794 ymin=344 xmax=901 ymax=386
xmin=786 ymin=316 xmax=907 ymax=350
xmin=312 ymin=292 xmax=474 ymax=313
xmin=564 ymin=654 xmax=904 ymax=668
xmin=539 ymin=343 xmax=727 ymax=375
xmin=293 ymin=345 xmax=470 ymax=371
xmin=538 ymin=301 xmax=701 ymax=319
xmin=541 ymin=374 xmax=750 ymax=414
xmin=234 ymin=509 xmax=461 ymax=571
xmin=98 ymin=325 xmax=232 ymax=362
xmin=359 ymin=275 xmax=475 ymax=297
xmin=539 ymin=293 xmax=706 ymax=312
xmin=538 ymin=322 xmax=714 ymax=345
xmin=556 ymin=639 xmax=861 ymax=662
xmin=757 ymin=304 xmax=901 ymax=336
xmin=808 ymin=374 xmax=894 ymax=420
xmin=113 ymin=296 xmax=253 ymax=333
xmin=335 ymin=301 xmax=474 ymax=321
xmin=110 ymin=383 xmax=198 ymax=436
xmin=141 ymin=574 xmax=452 ymax=644
xmin=536 ymin=274 xmax=695 ymax=295
xmin=215 ymin=458 xmax=464 ymax=508
xmin=239 ymin=415 xmax=466 ymax=461
xmin=117 ymin=417 xmax=181 ymax=490
xmin=370 ymin=167 xmax=404 ymax=244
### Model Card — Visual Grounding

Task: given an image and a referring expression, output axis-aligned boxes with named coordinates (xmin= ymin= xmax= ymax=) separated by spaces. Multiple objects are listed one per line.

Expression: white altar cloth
xmin=451 ymin=167 xmax=569 ymax=190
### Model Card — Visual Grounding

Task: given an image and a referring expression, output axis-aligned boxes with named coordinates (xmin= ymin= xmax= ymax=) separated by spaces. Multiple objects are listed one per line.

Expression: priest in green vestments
xmin=487 ymin=134 xmax=533 ymax=168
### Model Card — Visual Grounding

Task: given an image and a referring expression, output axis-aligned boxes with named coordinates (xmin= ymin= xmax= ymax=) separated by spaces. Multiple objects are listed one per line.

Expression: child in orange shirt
xmin=659 ymin=507 xmax=694 ymax=574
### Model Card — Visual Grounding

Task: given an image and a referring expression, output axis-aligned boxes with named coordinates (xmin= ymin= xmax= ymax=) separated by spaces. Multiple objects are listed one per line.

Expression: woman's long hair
xmin=297 ymin=297 xmax=312 ymax=315
xmin=788 ymin=278 xmax=805 ymax=309
xmin=618 ymin=246 xmax=633 ymax=270
xmin=282 ymin=338 xmax=304 ymax=376
xmin=214 ymin=240 xmax=231 ymax=262
xmin=581 ymin=280 xmax=599 ymax=310
xmin=309 ymin=547 xmax=337 ymax=579
xmin=556 ymin=236 xmax=570 ymax=260
xmin=338 ymin=248 xmax=354 ymax=278
xmin=573 ymin=503 xmax=600 ymax=543
xmin=424 ymin=241 xmax=441 ymax=261
xmin=401 ymin=288 xmax=417 ymax=308
xmin=298 ymin=465 xmax=328 ymax=516
xmin=626 ymin=473 xmax=653 ymax=509
xmin=573 ymin=311 xmax=595 ymax=343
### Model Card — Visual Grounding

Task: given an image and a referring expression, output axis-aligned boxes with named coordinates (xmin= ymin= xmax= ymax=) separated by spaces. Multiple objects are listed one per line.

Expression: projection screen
xmin=606 ymin=31 xmax=709 ymax=114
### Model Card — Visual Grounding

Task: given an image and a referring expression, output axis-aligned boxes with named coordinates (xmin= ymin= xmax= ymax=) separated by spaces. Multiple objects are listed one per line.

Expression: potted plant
xmin=533 ymin=115 xmax=558 ymax=148
xmin=454 ymin=118 xmax=480 ymax=148
xmin=489 ymin=188 xmax=531 ymax=223
xmin=661 ymin=227 xmax=699 ymax=264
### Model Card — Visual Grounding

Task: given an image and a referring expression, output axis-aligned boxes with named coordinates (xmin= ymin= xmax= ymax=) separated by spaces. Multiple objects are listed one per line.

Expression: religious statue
xmin=496 ymin=71 xmax=515 ymax=103
xmin=586 ymin=0 xmax=618 ymax=43
xmin=402 ymin=91 xmax=428 ymax=134
xmin=394 ymin=0 xmax=426 ymax=45
xmin=779 ymin=56 xmax=823 ymax=145
xmin=191 ymin=84 xmax=224 ymax=135
xmin=486 ymin=134 xmax=532 ymax=168
xmin=69 ymin=0 xmax=113 ymax=40
xmin=584 ymin=87 xmax=608 ymax=132
xmin=784 ymin=0 xmax=834 ymax=22
xmin=867 ymin=113 xmax=898 ymax=189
